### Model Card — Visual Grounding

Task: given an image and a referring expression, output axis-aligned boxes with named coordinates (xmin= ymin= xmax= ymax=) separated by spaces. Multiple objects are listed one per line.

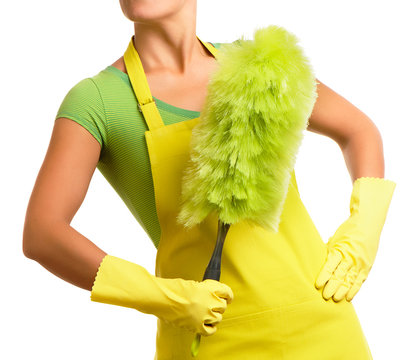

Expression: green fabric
xmin=55 ymin=41 xmax=224 ymax=249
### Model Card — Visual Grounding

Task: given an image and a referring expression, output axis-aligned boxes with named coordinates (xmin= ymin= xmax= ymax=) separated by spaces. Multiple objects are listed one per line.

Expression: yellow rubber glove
xmin=315 ymin=177 xmax=396 ymax=302
xmin=90 ymin=255 xmax=234 ymax=335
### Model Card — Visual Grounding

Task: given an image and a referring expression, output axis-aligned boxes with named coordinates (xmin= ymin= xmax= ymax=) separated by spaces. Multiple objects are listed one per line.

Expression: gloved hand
xmin=315 ymin=177 xmax=396 ymax=302
xmin=90 ymin=254 xmax=234 ymax=335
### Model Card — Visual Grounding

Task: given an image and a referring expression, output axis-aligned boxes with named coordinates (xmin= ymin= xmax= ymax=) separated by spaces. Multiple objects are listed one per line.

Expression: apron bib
xmin=123 ymin=35 xmax=373 ymax=360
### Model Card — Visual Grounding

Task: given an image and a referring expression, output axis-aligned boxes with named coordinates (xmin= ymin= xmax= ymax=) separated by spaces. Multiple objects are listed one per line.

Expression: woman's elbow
xmin=342 ymin=118 xmax=383 ymax=150
xmin=22 ymin=218 xmax=42 ymax=260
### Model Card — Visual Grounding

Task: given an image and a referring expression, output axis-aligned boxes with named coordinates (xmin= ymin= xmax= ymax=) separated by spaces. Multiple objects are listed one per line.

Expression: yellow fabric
xmin=124 ymin=35 xmax=165 ymax=131
xmin=315 ymin=177 xmax=396 ymax=301
xmin=90 ymin=254 xmax=233 ymax=335
xmin=95 ymin=34 xmax=375 ymax=359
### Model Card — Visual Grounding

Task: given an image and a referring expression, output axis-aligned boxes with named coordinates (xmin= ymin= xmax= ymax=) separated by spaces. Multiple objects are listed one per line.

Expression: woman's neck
xmin=132 ymin=3 xmax=207 ymax=76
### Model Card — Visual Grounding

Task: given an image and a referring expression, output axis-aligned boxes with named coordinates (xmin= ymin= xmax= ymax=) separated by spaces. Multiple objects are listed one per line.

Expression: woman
xmin=22 ymin=0 xmax=396 ymax=359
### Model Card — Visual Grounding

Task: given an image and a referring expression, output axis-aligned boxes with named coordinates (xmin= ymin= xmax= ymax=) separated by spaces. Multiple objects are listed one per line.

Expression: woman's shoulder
xmin=110 ymin=56 xmax=127 ymax=74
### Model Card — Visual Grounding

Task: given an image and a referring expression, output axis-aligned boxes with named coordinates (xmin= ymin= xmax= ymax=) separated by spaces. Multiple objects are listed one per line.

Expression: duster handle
xmin=191 ymin=219 xmax=231 ymax=357
xmin=203 ymin=219 xmax=230 ymax=281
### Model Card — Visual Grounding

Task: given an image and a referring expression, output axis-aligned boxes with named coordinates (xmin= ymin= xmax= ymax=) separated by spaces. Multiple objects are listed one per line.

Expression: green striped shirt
xmin=55 ymin=42 xmax=224 ymax=249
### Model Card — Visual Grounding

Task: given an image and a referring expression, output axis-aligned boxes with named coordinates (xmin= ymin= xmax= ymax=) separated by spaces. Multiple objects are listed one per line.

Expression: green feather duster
xmin=177 ymin=25 xmax=318 ymax=233
xmin=182 ymin=25 xmax=319 ymax=355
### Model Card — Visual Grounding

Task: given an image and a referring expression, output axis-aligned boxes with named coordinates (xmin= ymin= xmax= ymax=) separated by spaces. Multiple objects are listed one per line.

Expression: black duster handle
xmin=191 ymin=218 xmax=231 ymax=357
xmin=203 ymin=219 xmax=231 ymax=281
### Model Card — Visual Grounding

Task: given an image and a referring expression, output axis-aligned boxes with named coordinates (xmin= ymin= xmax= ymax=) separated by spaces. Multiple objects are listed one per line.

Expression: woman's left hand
xmin=314 ymin=177 xmax=396 ymax=302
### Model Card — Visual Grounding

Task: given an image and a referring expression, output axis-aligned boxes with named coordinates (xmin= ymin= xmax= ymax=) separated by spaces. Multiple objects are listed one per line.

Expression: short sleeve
xmin=210 ymin=41 xmax=240 ymax=49
xmin=55 ymin=78 xmax=107 ymax=148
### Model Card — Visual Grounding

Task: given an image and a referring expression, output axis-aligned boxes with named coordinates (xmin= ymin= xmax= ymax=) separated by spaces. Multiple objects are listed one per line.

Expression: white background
xmin=1 ymin=0 xmax=416 ymax=359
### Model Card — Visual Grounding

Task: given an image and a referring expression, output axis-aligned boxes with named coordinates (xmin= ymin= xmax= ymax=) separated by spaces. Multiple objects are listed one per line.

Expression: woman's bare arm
xmin=22 ymin=118 xmax=107 ymax=291
xmin=307 ymin=79 xmax=385 ymax=183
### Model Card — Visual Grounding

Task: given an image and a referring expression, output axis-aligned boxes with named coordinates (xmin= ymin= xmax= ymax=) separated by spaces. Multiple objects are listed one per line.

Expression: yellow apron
xmin=124 ymin=35 xmax=373 ymax=360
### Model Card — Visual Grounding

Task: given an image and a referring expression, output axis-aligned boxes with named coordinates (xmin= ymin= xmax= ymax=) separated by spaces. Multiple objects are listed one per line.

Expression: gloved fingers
xmin=333 ymin=283 xmax=350 ymax=302
xmin=203 ymin=279 xmax=234 ymax=304
xmin=322 ymin=259 xmax=351 ymax=300
xmin=208 ymin=310 xmax=223 ymax=325
xmin=206 ymin=293 xmax=227 ymax=314
xmin=211 ymin=299 xmax=226 ymax=314
xmin=333 ymin=267 xmax=358 ymax=302
xmin=200 ymin=312 xmax=222 ymax=336
xmin=200 ymin=322 xmax=217 ymax=336
xmin=346 ymin=270 xmax=367 ymax=301
xmin=211 ymin=288 xmax=230 ymax=313
xmin=315 ymin=248 xmax=343 ymax=289
xmin=214 ymin=285 xmax=234 ymax=305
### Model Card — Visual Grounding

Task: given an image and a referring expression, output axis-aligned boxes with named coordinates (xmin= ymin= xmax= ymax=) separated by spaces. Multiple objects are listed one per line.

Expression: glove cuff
xmin=90 ymin=254 xmax=163 ymax=313
xmin=350 ymin=176 xmax=396 ymax=234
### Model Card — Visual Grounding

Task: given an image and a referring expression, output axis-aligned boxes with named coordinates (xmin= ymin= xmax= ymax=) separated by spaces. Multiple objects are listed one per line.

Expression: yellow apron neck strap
xmin=197 ymin=35 xmax=218 ymax=58
xmin=124 ymin=35 xmax=218 ymax=131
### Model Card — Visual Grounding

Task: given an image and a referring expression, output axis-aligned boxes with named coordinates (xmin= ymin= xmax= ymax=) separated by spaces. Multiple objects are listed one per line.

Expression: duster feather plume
xmin=177 ymin=25 xmax=318 ymax=233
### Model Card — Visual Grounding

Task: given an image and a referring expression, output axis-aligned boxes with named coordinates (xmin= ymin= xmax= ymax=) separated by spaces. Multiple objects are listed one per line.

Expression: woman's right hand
xmin=153 ymin=277 xmax=234 ymax=335
xmin=90 ymin=255 xmax=233 ymax=336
